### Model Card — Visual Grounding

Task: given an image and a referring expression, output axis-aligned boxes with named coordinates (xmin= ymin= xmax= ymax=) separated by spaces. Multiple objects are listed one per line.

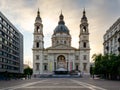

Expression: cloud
xmin=0 ymin=0 xmax=120 ymax=66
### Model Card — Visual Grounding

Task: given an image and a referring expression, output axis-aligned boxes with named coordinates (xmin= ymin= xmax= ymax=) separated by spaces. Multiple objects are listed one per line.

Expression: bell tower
xmin=79 ymin=9 xmax=90 ymax=73
xmin=33 ymin=9 xmax=44 ymax=49
xmin=33 ymin=9 xmax=44 ymax=75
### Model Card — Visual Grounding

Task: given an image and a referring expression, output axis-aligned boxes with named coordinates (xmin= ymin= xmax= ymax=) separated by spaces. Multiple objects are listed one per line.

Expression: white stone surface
xmin=32 ymin=10 xmax=90 ymax=75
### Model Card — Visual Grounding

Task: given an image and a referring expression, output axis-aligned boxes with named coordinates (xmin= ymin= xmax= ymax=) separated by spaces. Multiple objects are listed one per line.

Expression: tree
xmin=92 ymin=53 xmax=120 ymax=80
xmin=24 ymin=67 xmax=33 ymax=79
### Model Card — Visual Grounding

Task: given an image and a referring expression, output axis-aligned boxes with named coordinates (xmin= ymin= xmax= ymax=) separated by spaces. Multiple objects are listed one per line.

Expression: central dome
xmin=54 ymin=12 xmax=69 ymax=35
xmin=54 ymin=24 xmax=69 ymax=34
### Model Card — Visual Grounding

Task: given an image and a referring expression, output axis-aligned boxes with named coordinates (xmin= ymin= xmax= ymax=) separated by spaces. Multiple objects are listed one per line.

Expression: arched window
xmin=36 ymin=42 xmax=39 ymax=48
xmin=83 ymin=42 xmax=86 ymax=48
xmin=57 ymin=55 xmax=65 ymax=62
xmin=36 ymin=26 xmax=40 ymax=32
xmin=83 ymin=26 xmax=86 ymax=32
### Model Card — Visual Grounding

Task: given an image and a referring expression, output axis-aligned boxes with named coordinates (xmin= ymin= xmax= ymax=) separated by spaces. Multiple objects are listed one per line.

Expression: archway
xmin=57 ymin=55 xmax=66 ymax=69
xmin=54 ymin=55 xmax=68 ymax=74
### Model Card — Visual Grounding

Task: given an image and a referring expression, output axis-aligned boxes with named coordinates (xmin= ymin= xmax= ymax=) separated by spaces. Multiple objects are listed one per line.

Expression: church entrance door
xmin=57 ymin=55 xmax=66 ymax=70
xmin=54 ymin=55 xmax=68 ymax=74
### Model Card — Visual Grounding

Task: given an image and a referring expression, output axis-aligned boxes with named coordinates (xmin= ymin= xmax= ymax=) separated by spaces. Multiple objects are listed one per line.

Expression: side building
xmin=0 ymin=12 xmax=23 ymax=79
xmin=103 ymin=18 xmax=120 ymax=55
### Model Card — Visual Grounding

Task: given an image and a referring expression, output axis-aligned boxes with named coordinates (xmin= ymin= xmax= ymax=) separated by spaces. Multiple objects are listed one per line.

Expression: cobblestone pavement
xmin=0 ymin=76 xmax=120 ymax=90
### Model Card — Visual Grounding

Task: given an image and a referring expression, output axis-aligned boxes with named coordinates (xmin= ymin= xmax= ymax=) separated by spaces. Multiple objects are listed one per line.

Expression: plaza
xmin=0 ymin=75 xmax=120 ymax=90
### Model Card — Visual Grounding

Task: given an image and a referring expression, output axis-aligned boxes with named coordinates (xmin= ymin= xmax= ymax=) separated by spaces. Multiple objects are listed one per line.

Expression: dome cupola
xmin=54 ymin=12 xmax=69 ymax=35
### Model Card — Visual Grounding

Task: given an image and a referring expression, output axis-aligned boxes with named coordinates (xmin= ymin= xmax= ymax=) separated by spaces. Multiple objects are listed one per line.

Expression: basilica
xmin=32 ymin=9 xmax=90 ymax=75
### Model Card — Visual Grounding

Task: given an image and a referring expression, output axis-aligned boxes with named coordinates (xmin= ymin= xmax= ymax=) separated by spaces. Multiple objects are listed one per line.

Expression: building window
xmin=0 ymin=44 xmax=2 ymax=49
xmin=36 ymin=55 xmax=39 ymax=60
xmin=0 ymin=58 xmax=2 ymax=62
xmin=44 ymin=64 xmax=47 ymax=70
xmin=83 ymin=55 xmax=87 ymax=60
xmin=44 ymin=55 xmax=47 ymax=60
xmin=0 ymin=24 xmax=2 ymax=28
xmin=0 ymin=17 xmax=2 ymax=21
xmin=36 ymin=63 xmax=39 ymax=70
xmin=76 ymin=65 xmax=79 ymax=70
xmin=36 ymin=26 xmax=40 ymax=32
xmin=0 ymin=31 xmax=1 ymax=35
xmin=0 ymin=37 xmax=2 ymax=42
xmin=83 ymin=63 xmax=87 ymax=71
xmin=83 ymin=26 xmax=86 ymax=32
xmin=0 ymin=51 xmax=2 ymax=55
xmin=57 ymin=41 xmax=59 ymax=44
xmin=83 ymin=42 xmax=86 ymax=48
xmin=3 ymin=20 xmax=7 ymax=26
xmin=114 ymin=36 xmax=117 ymax=43
xmin=75 ymin=56 xmax=79 ymax=60
xmin=0 ymin=64 xmax=2 ymax=69
xmin=3 ymin=27 xmax=7 ymax=32
xmin=36 ymin=42 xmax=39 ymax=48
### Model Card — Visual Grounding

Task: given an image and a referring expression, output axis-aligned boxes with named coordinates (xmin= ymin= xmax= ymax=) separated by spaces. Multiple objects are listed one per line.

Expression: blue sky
xmin=0 ymin=0 xmax=120 ymax=67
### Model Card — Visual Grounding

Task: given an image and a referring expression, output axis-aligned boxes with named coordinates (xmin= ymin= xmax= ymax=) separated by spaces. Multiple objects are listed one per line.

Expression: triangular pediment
xmin=46 ymin=44 xmax=77 ymax=50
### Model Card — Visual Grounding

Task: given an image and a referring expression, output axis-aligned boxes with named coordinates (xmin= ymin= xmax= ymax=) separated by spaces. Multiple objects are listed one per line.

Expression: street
xmin=0 ymin=76 xmax=120 ymax=90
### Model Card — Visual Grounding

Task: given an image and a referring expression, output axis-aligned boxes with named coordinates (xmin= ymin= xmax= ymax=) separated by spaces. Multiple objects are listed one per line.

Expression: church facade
xmin=32 ymin=9 xmax=90 ymax=75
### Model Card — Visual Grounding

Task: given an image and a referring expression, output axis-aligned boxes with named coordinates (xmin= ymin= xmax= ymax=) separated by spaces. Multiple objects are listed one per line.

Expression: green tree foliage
xmin=24 ymin=67 xmax=33 ymax=76
xmin=92 ymin=54 xmax=120 ymax=80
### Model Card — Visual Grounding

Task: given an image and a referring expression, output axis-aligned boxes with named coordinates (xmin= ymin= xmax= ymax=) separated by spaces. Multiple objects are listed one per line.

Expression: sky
xmin=0 ymin=0 xmax=120 ymax=67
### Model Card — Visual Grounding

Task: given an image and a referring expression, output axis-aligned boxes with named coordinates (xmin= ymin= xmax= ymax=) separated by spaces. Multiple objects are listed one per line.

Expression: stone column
xmin=40 ymin=51 xmax=43 ymax=74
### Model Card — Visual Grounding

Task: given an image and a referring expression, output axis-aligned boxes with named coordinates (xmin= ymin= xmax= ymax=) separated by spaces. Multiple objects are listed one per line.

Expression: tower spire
xmin=81 ymin=8 xmax=87 ymax=23
xmin=58 ymin=10 xmax=65 ymax=25
xmin=35 ymin=8 xmax=42 ymax=22
xmin=37 ymin=8 xmax=40 ymax=16
xmin=83 ymin=8 xmax=85 ymax=15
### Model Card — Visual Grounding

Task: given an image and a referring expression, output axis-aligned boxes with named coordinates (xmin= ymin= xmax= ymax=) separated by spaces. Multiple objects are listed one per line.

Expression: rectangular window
xmin=83 ymin=42 xmax=86 ymax=48
xmin=75 ymin=56 xmax=79 ymax=60
xmin=0 ymin=58 xmax=2 ymax=62
xmin=0 ymin=44 xmax=2 ymax=49
xmin=75 ymin=64 xmax=79 ymax=70
xmin=44 ymin=55 xmax=47 ymax=60
xmin=36 ymin=42 xmax=39 ymax=48
xmin=0 ymin=31 xmax=1 ymax=35
xmin=83 ymin=63 xmax=87 ymax=71
xmin=36 ymin=55 xmax=39 ymax=60
xmin=3 ymin=20 xmax=7 ymax=26
xmin=0 ymin=64 xmax=2 ymax=69
xmin=0 ymin=51 xmax=2 ymax=55
xmin=83 ymin=55 xmax=87 ymax=60
xmin=0 ymin=37 xmax=2 ymax=42
xmin=10 ymin=27 xmax=13 ymax=32
xmin=0 ymin=17 xmax=1 ymax=21
xmin=3 ymin=27 xmax=7 ymax=32
xmin=36 ymin=63 xmax=39 ymax=70
xmin=114 ymin=36 xmax=117 ymax=43
xmin=0 ymin=24 xmax=2 ymax=28
xmin=44 ymin=64 xmax=47 ymax=70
